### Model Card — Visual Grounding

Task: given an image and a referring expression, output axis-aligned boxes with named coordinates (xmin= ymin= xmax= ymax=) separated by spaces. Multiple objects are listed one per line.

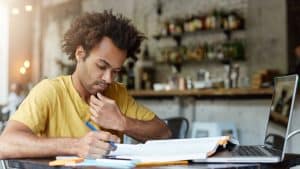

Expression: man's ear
xmin=75 ymin=46 xmax=86 ymax=62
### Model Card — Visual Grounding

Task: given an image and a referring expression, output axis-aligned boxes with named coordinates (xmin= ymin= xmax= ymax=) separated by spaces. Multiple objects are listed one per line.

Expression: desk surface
xmin=5 ymin=159 xmax=259 ymax=169
xmin=5 ymin=154 xmax=300 ymax=169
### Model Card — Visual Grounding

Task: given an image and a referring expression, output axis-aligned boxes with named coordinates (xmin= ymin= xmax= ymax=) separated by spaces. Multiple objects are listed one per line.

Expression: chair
xmin=0 ymin=111 xmax=10 ymax=132
xmin=164 ymin=117 xmax=189 ymax=138
xmin=265 ymin=133 xmax=285 ymax=150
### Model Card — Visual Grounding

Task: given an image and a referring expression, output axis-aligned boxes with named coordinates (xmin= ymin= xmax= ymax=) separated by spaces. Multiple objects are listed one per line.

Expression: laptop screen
xmin=264 ymin=75 xmax=298 ymax=159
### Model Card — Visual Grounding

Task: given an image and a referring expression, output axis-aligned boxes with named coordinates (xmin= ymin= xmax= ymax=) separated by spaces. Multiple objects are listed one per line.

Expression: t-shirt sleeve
xmin=118 ymin=84 xmax=155 ymax=121
xmin=10 ymin=80 xmax=54 ymax=134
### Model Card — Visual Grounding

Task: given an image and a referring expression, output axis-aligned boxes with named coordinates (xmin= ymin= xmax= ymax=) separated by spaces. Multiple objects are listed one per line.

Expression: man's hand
xmin=89 ymin=93 xmax=126 ymax=131
xmin=76 ymin=131 xmax=120 ymax=159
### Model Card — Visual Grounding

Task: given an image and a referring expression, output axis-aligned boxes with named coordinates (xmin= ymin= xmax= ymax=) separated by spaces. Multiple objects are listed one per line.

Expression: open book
xmin=108 ymin=136 xmax=239 ymax=163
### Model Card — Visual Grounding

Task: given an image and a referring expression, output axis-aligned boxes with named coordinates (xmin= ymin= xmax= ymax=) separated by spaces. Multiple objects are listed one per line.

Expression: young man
xmin=0 ymin=11 xmax=171 ymax=159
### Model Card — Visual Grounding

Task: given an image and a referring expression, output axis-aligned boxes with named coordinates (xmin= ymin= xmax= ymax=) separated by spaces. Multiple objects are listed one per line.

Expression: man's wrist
xmin=118 ymin=115 xmax=127 ymax=132
xmin=70 ymin=138 xmax=81 ymax=156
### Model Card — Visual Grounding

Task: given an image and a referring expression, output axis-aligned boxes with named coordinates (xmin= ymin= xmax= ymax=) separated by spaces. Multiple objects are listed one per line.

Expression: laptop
xmin=194 ymin=74 xmax=299 ymax=163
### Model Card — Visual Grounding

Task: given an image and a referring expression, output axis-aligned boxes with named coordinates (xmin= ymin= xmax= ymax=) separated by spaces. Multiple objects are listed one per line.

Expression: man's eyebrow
xmin=99 ymin=59 xmax=111 ymax=67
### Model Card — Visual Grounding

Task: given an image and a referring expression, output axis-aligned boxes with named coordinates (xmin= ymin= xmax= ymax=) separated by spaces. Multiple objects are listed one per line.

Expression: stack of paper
xmin=68 ymin=159 xmax=137 ymax=169
xmin=108 ymin=136 xmax=238 ymax=162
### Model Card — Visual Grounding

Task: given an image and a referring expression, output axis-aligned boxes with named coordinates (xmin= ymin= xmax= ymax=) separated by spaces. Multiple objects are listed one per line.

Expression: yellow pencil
xmin=136 ymin=160 xmax=188 ymax=167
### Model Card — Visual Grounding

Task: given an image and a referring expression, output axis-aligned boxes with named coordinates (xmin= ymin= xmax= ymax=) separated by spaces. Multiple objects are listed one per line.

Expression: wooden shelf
xmin=153 ymin=29 xmax=245 ymax=40
xmin=129 ymin=88 xmax=273 ymax=99
xmin=153 ymin=29 xmax=245 ymax=46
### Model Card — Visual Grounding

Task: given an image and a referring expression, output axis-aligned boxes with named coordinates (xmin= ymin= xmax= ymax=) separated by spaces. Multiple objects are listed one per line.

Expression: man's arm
xmin=90 ymin=93 xmax=171 ymax=143
xmin=121 ymin=116 xmax=171 ymax=142
xmin=0 ymin=120 xmax=119 ymax=159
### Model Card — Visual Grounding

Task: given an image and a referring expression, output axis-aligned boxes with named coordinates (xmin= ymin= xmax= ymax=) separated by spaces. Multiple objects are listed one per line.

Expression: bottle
xmin=224 ymin=64 xmax=232 ymax=88
xmin=234 ymin=40 xmax=245 ymax=61
xmin=186 ymin=76 xmax=193 ymax=89
xmin=213 ymin=9 xmax=221 ymax=29
xmin=230 ymin=64 xmax=240 ymax=88
xmin=178 ymin=76 xmax=186 ymax=90
xmin=141 ymin=72 xmax=149 ymax=90
xmin=168 ymin=19 xmax=176 ymax=35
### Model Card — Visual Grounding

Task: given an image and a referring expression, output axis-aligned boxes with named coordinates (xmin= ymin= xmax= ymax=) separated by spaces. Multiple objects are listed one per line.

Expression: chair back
xmin=265 ymin=133 xmax=285 ymax=150
xmin=164 ymin=117 xmax=189 ymax=138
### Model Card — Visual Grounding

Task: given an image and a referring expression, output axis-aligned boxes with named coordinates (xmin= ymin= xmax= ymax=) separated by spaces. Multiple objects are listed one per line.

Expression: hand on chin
xmin=92 ymin=85 xmax=106 ymax=93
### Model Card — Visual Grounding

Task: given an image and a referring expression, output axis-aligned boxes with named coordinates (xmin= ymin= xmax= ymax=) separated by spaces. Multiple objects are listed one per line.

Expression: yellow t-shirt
xmin=10 ymin=76 xmax=155 ymax=138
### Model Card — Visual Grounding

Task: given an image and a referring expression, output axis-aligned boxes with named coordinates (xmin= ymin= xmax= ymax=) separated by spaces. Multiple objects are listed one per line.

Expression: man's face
xmin=76 ymin=37 xmax=127 ymax=95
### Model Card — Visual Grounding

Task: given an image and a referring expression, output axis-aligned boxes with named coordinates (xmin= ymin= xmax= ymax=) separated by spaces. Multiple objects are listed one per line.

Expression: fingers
xmin=89 ymin=93 xmax=115 ymax=115
xmin=87 ymin=144 xmax=110 ymax=159
xmin=89 ymin=94 xmax=110 ymax=111
xmin=90 ymin=95 xmax=103 ymax=107
xmin=96 ymin=92 xmax=105 ymax=100
xmin=90 ymin=93 xmax=108 ymax=104
xmin=89 ymin=131 xmax=120 ymax=144
xmin=81 ymin=132 xmax=120 ymax=159
xmin=97 ymin=131 xmax=120 ymax=143
xmin=90 ymin=104 xmax=100 ymax=118
xmin=97 ymin=93 xmax=113 ymax=103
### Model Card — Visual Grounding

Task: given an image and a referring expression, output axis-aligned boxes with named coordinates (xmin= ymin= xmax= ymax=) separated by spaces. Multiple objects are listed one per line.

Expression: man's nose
xmin=102 ymin=70 xmax=112 ymax=84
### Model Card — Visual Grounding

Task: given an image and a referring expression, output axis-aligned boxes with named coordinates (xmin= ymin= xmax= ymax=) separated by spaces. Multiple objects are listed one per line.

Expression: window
xmin=0 ymin=4 xmax=9 ymax=104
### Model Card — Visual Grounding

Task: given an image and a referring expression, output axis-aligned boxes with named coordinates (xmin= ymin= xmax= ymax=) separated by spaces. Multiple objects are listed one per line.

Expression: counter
xmin=128 ymin=88 xmax=300 ymax=149
xmin=129 ymin=88 xmax=273 ymax=99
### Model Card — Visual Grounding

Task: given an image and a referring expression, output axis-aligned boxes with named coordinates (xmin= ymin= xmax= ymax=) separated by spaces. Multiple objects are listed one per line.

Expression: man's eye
xmin=112 ymin=70 xmax=120 ymax=76
xmin=98 ymin=65 xmax=106 ymax=70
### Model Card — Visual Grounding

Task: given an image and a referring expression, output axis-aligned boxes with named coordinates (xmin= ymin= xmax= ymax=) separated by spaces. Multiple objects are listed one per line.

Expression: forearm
xmin=121 ymin=116 xmax=171 ymax=143
xmin=0 ymin=131 xmax=79 ymax=159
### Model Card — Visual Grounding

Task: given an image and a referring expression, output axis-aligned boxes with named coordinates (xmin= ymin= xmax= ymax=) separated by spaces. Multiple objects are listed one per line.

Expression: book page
xmin=108 ymin=137 xmax=228 ymax=161
xmin=109 ymin=144 xmax=143 ymax=156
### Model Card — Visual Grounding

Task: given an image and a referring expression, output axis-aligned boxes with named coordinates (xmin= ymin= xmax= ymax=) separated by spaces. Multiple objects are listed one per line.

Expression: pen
xmin=85 ymin=121 xmax=117 ymax=149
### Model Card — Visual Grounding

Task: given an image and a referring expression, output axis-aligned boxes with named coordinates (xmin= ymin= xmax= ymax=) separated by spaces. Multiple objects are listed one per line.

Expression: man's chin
xmin=92 ymin=87 xmax=107 ymax=94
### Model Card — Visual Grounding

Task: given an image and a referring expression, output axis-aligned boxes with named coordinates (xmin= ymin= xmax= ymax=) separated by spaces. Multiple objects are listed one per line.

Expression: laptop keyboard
xmin=232 ymin=146 xmax=268 ymax=156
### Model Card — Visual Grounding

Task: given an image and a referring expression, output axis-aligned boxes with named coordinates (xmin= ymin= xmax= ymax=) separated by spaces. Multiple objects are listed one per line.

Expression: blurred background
xmin=1 ymin=0 xmax=300 ymax=154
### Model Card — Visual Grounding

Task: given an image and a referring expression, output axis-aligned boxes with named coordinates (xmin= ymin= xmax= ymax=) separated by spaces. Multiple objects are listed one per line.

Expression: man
xmin=1 ymin=83 xmax=25 ymax=116
xmin=0 ymin=11 xmax=171 ymax=159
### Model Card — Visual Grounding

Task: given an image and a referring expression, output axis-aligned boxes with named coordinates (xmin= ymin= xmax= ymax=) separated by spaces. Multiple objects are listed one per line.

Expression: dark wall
xmin=287 ymin=0 xmax=300 ymax=74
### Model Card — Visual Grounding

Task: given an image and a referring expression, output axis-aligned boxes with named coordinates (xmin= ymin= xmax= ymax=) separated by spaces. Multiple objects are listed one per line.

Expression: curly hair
xmin=62 ymin=10 xmax=146 ymax=61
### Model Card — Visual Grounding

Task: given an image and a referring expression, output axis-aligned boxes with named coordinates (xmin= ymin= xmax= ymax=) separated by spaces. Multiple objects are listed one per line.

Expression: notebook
xmin=107 ymin=136 xmax=238 ymax=163
xmin=194 ymin=74 xmax=299 ymax=163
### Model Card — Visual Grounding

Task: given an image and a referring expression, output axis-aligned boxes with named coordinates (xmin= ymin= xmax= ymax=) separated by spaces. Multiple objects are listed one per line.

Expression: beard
xmin=90 ymin=80 xmax=109 ymax=94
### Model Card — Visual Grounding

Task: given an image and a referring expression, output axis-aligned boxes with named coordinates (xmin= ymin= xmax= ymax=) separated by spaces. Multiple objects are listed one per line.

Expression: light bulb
xmin=25 ymin=5 xmax=32 ymax=12
xmin=24 ymin=60 xmax=30 ymax=68
xmin=20 ymin=67 xmax=26 ymax=74
xmin=11 ymin=8 xmax=19 ymax=15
